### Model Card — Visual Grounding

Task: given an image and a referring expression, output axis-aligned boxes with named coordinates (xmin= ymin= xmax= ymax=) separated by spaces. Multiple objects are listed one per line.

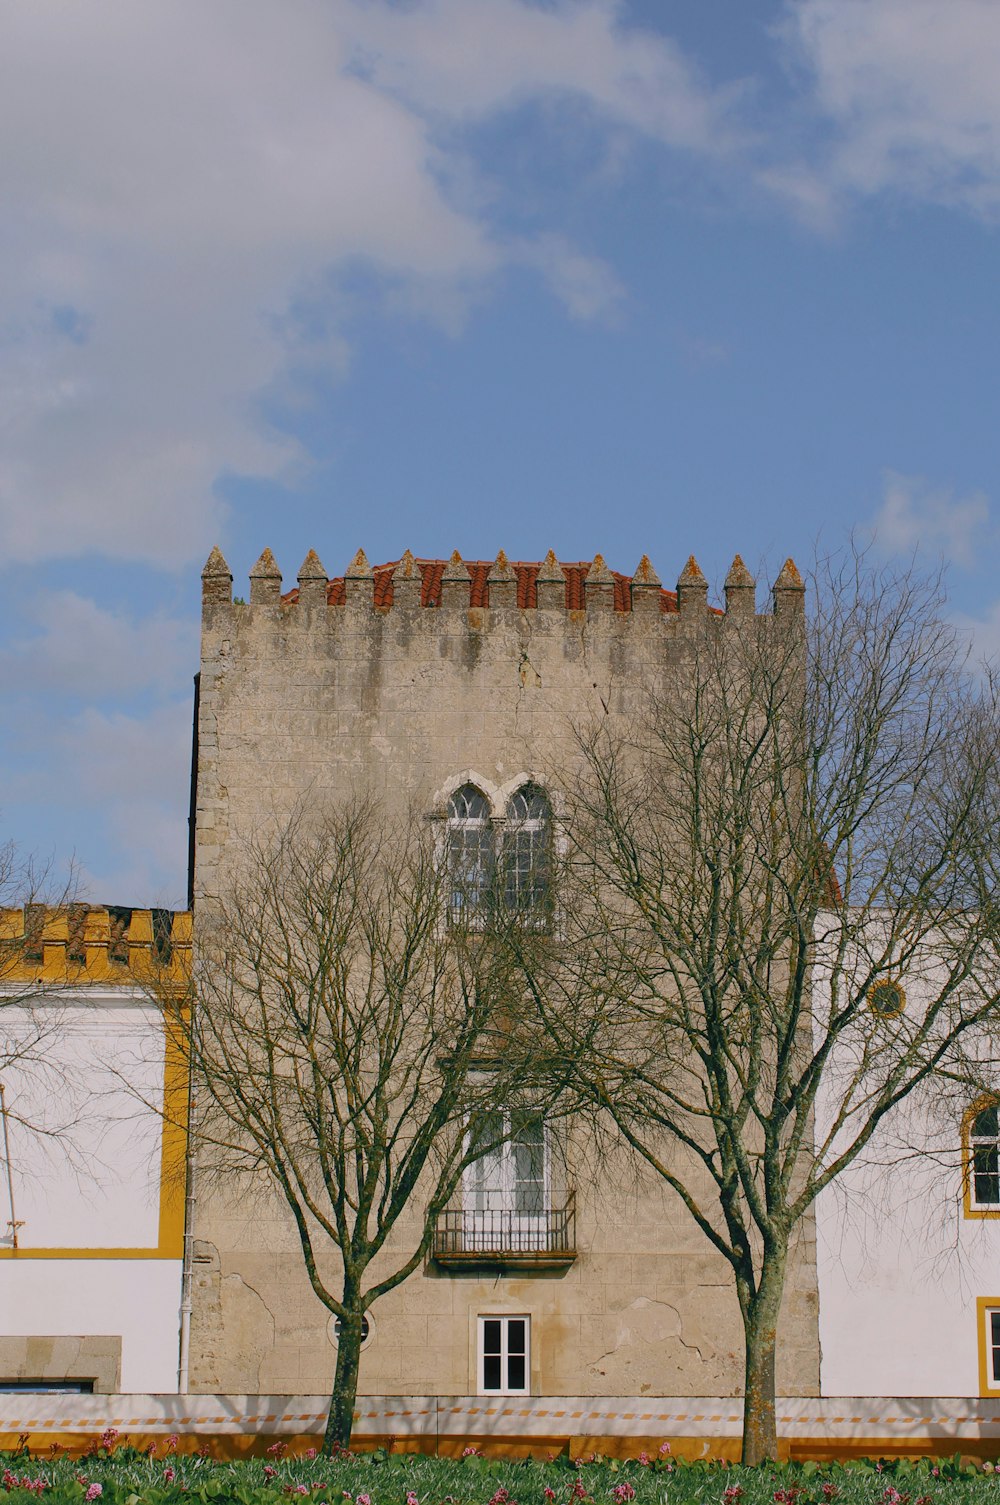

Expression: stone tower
xmin=188 ymin=546 xmax=818 ymax=1401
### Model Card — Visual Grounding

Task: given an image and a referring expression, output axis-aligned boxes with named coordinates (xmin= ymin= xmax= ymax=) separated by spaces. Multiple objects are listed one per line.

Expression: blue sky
xmin=2 ymin=0 xmax=999 ymax=907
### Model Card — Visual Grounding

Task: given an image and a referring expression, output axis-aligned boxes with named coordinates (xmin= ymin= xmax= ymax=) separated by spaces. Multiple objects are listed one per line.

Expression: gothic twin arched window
xmin=446 ymin=782 xmax=551 ymax=926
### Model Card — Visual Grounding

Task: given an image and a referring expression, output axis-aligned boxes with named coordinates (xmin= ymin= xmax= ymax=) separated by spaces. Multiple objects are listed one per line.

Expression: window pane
xmin=507 ymin=1354 xmax=526 ymax=1391
xmin=506 ymin=1319 xmax=526 ymax=1355
xmin=504 ymin=827 xmax=549 ymax=912
xmin=991 ymin=1313 xmax=1000 ymax=1381
xmin=449 ymin=822 xmax=494 ymax=917
xmin=974 ymin=1147 xmax=1000 ymax=1205
xmin=508 ymin=786 xmax=549 ymax=822
xmin=449 ymin=786 xmax=490 ymax=820
xmin=468 ymin=1114 xmax=505 ymax=1211
xmin=974 ymin=1106 xmax=999 ymax=1138
xmin=483 ymin=1355 xmax=502 ymax=1391
xmin=482 ymin=1320 xmax=502 ymax=1355
xmin=513 ymin=1116 xmax=545 ymax=1216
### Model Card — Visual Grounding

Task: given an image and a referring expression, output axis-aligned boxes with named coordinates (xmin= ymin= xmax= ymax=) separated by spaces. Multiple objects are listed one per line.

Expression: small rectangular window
xmin=977 ymin=1299 xmax=1000 ymax=1395
xmin=967 ymin=1104 xmax=1000 ymax=1215
xmin=478 ymin=1314 xmax=530 ymax=1396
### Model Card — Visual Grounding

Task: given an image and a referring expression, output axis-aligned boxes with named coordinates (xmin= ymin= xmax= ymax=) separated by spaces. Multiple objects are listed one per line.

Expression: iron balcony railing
xmin=432 ymin=1189 xmax=576 ymax=1265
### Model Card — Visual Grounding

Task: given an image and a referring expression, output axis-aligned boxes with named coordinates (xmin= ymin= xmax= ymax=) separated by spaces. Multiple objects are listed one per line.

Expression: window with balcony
xmin=432 ymin=1110 xmax=576 ymax=1267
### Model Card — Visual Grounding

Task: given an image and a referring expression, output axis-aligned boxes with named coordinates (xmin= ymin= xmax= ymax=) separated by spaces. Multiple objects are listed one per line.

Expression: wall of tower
xmin=189 ymin=548 xmax=819 ymax=1402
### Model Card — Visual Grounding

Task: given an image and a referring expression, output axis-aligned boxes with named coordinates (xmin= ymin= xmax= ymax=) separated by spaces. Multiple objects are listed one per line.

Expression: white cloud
xmin=952 ymin=600 xmax=1000 ymax=675
xmin=867 ymin=471 xmax=992 ymax=569
xmin=513 ymin=234 xmax=625 ymax=323
xmin=782 ymin=0 xmax=1000 ymax=216
xmin=0 ymin=592 xmax=197 ymax=698
xmin=0 ymin=0 xmax=743 ymax=570
xmin=5 ymin=700 xmax=192 ymax=908
xmin=346 ymin=0 xmax=747 ymax=151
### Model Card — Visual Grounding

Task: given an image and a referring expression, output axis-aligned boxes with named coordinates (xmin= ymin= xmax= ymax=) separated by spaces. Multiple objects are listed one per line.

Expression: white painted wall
xmin=816 ymin=1136 xmax=1000 ymax=1395
xmin=812 ymin=925 xmax=1000 ymax=1397
xmin=1 ymin=1260 xmax=183 ymax=1392
xmin=0 ymin=988 xmax=183 ymax=1392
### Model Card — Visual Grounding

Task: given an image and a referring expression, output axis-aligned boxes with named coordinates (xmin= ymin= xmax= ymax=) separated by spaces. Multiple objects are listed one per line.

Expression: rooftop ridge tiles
xmin=279 ymin=556 xmax=703 ymax=612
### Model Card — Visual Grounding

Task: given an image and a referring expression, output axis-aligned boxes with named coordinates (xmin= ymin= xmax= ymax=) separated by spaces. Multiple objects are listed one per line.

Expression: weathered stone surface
xmin=190 ymin=550 xmax=819 ymax=1400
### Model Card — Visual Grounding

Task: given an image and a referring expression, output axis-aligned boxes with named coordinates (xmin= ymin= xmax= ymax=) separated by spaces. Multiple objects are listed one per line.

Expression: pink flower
xmin=544 ymin=1491 xmax=557 ymax=1503
xmin=85 ymin=1487 xmax=103 ymax=1502
xmin=659 ymin=1443 xmax=671 ymax=1455
xmin=264 ymin=1467 xmax=278 ymax=1481
xmin=638 ymin=1454 xmax=650 ymax=1468
xmin=723 ymin=1489 xmax=743 ymax=1504
xmin=164 ymin=1468 xmax=176 ymax=1483
xmin=295 ymin=1488 xmax=309 ymax=1496
xmin=406 ymin=1493 xmax=419 ymax=1505
xmin=356 ymin=1495 xmax=371 ymax=1505
xmin=612 ymin=1485 xmax=636 ymax=1504
xmin=101 ymin=1429 xmax=119 ymax=1450
xmin=306 ymin=1450 xmax=318 ymax=1461
xmin=267 ymin=1442 xmax=288 ymax=1459
xmin=166 ymin=1436 xmax=180 ymax=1454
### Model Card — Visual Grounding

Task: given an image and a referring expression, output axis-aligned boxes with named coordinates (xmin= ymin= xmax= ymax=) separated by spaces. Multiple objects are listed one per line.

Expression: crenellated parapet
xmin=201 ymin=548 xmax=804 ymax=622
xmin=0 ymin=905 xmax=192 ymax=986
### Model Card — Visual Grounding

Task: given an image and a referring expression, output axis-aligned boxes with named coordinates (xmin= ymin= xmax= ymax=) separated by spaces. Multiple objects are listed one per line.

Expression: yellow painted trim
xmin=977 ymin=1297 xmax=1000 ymax=1397
xmin=963 ymin=1097 xmax=1000 ymax=1221
xmin=1 ymin=1431 xmax=1000 ymax=1464
xmin=0 ymin=1012 xmax=189 ymax=1261
xmin=156 ymin=1011 xmax=189 ymax=1257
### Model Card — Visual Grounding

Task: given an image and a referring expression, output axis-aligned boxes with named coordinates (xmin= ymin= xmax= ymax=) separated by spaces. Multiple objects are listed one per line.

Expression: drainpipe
xmin=177 ymin=1105 xmax=196 ymax=1394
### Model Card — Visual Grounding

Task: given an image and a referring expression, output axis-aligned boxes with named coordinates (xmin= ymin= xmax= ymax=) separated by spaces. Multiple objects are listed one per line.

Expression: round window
xmin=327 ymin=1313 xmax=373 ymax=1349
xmin=868 ymin=979 xmax=906 ymax=1017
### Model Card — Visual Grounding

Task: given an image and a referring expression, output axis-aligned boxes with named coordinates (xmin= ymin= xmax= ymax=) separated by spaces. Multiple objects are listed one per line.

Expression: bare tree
xmin=173 ymin=798 xmax=550 ymax=1452
xmin=510 ymin=551 xmax=1000 ymax=1464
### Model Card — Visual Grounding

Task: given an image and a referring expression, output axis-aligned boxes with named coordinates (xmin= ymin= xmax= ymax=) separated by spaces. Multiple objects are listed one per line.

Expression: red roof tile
xmin=283 ymin=559 xmax=681 ymax=613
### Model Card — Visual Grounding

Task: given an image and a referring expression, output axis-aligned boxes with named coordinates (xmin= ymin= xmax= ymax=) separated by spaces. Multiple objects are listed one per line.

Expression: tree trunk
xmin=740 ymin=1248 xmax=787 ymax=1466
xmin=323 ymin=1303 xmax=365 ymax=1454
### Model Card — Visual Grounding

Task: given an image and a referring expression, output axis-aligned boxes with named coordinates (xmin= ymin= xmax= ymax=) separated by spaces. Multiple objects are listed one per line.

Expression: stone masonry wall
xmin=189 ymin=546 xmax=819 ymax=1400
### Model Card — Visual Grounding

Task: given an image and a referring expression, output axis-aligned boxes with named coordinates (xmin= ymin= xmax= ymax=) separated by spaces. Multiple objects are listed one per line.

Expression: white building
xmin=813 ymin=922 xmax=1000 ymax=1399
xmin=0 ymin=906 xmax=189 ymax=1393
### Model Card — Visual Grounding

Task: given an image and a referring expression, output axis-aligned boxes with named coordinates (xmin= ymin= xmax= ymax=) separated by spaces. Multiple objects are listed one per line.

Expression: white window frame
xmin=478 ymin=1314 xmax=530 ymax=1397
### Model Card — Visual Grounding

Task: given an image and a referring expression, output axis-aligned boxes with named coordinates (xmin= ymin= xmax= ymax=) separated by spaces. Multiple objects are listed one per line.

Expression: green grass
xmin=3 ymin=1445 xmax=999 ymax=1505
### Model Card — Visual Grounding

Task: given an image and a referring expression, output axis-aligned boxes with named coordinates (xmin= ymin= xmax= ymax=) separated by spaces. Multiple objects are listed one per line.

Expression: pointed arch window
xmin=447 ymin=785 xmax=494 ymax=925
xmin=504 ymin=784 xmax=551 ymax=919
